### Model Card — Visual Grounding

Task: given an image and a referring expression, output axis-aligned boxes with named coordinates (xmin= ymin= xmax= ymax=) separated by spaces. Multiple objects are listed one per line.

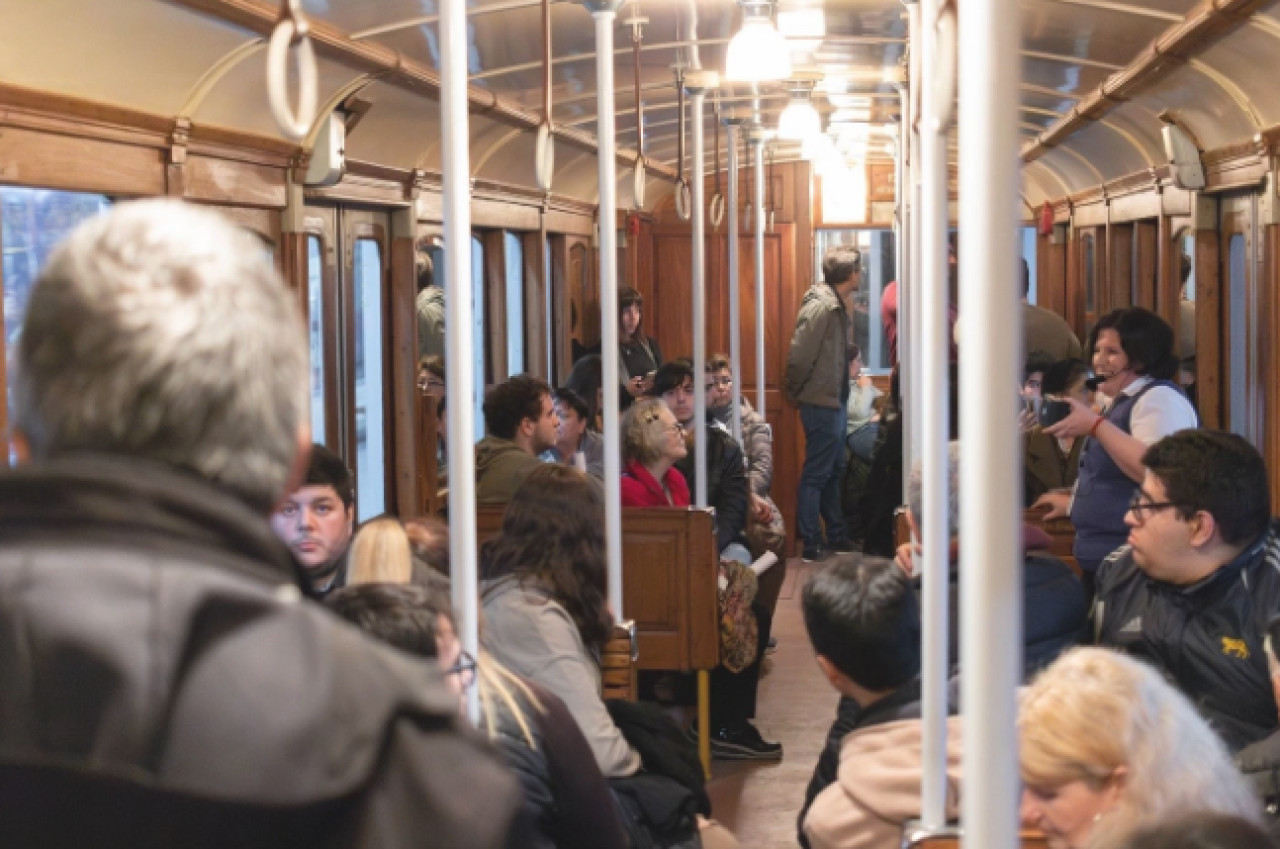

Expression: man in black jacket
xmin=0 ymin=200 xmax=522 ymax=848
xmin=1094 ymin=429 xmax=1280 ymax=752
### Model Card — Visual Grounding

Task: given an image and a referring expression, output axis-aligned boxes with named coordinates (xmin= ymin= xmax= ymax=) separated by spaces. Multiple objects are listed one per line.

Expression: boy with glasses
xmin=1094 ymin=429 xmax=1280 ymax=752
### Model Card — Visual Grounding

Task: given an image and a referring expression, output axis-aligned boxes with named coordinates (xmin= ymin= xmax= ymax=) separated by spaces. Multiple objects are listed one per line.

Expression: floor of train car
xmin=707 ymin=559 xmax=833 ymax=848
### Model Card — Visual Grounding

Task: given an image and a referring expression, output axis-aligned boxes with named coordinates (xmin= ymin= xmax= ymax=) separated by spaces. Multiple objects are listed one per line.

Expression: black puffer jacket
xmin=1094 ymin=521 xmax=1280 ymax=752
xmin=676 ymin=425 xmax=749 ymax=552
xmin=0 ymin=454 xmax=521 ymax=849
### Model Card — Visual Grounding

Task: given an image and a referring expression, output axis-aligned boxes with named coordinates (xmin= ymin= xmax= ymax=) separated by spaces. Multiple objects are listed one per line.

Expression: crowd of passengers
xmin=0 ymin=201 xmax=1278 ymax=849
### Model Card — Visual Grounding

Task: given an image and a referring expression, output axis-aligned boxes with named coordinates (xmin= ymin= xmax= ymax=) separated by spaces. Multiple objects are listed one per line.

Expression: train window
xmin=471 ymin=234 xmax=486 ymax=443
xmin=814 ymin=228 xmax=895 ymax=373
xmin=1177 ymin=232 xmax=1195 ymax=396
xmin=1226 ymin=233 xmax=1251 ymax=440
xmin=1021 ymin=226 xmax=1038 ymax=304
xmin=307 ymin=235 xmax=326 ymax=445
xmin=1 ymin=187 xmax=111 ymax=452
xmin=504 ymin=232 xmax=525 ymax=376
xmin=353 ymin=238 xmax=385 ymax=520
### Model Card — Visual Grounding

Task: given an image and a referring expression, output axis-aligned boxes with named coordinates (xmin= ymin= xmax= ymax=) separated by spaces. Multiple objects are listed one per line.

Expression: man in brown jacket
xmin=0 ymin=200 xmax=522 ymax=848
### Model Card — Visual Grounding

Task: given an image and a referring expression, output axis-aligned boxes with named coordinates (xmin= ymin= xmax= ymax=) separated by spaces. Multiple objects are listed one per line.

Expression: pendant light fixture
xmin=725 ymin=0 xmax=791 ymax=83
xmin=776 ymin=71 xmax=823 ymax=141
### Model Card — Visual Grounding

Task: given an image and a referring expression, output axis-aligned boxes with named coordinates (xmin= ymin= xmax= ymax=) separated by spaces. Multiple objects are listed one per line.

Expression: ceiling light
xmin=725 ymin=1 xmax=792 ymax=83
xmin=777 ymin=7 xmax=825 ymax=40
xmin=778 ymin=99 xmax=821 ymax=140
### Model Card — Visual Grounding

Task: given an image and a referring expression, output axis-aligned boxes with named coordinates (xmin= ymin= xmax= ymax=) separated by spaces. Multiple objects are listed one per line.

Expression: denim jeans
xmin=797 ymin=403 xmax=849 ymax=548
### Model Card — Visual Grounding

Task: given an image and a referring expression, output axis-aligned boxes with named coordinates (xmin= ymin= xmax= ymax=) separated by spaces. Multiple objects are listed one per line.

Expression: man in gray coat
xmin=786 ymin=247 xmax=861 ymax=561
xmin=0 ymin=200 xmax=522 ymax=848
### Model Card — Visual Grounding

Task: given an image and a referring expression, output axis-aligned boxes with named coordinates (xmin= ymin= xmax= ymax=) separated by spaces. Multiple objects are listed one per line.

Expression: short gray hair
xmin=12 ymin=200 xmax=307 ymax=512
xmin=907 ymin=441 xmax=961 ymax=539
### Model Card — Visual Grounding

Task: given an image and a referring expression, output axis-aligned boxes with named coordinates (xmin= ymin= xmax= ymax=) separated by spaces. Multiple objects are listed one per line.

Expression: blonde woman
xmin=1020 ymin=648 xmax=1262 ymax=849
xmin=348 ymin=516 xmax=414 ymax=585
xmin=620 ymin=397 xmax=689 ymax=507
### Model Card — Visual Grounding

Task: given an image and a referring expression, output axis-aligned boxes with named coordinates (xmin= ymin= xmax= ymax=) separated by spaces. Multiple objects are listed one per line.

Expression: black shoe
xmin=766 ymin=636 xmax=778 ymax=654
xmin=708 ymin=722 xmax=783 ymax=760
xmin=801 ymin=545 xmax=829 ymax=563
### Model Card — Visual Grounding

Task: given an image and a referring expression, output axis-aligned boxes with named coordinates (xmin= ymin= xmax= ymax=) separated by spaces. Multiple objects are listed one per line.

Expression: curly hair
xmin=479 ymin=464 xmax=613 ymax=651
xmin=1089 ymin=308 xmax=1178 ymax=381
xmin=1020 ymin=648 xmax=1262 ymax=849
xmin=483 ymin=375 xmax=551 ymax=441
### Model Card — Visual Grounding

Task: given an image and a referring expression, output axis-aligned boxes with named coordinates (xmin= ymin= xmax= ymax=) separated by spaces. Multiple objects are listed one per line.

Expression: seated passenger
xmin=1120 ymin=812 xmax=1275 ymax=849
xmin=416 ymin=249 xmax=445 ymax=360
xmin=348 ymin=515 xmax=414 ymax=585
xmin=1024 ymin=357 xmax=1090 ymax=505
xmin=476 ymin=375 xmax=560 ymax=503
xmin=1017 ymin=349 xmax=1055 ymax=433
xmin=417 ymin=353 xmax=446 ymax=394
xmin=844 ymin=345 xmax=882 ymax=463
xmin=900 ymin=442 xmax=1086 ymax=674
xmin=1020 ymin=647 xmax=1262 ymax=848
xmin=797 ymin=554 xmax=952 ymax=849
xmin=0 ymin=200 xmax=519 ymax=847
xmin=271 ymin=443 xmax=356 ymax=596
xmin=328 ymin=582 xmax=629 ymax=849
xmin=1235 ymin=620 xmax=1280 ymax=840
xmin=541 ymin=386 xmax=604 ymax=480
xmin=652 ymin=360 xmax=751 ymax=564
xmin=620 ymin=398 xmax=690 ymax=506
xmin=565 ymin=354 xmax=609 ymax=428
xmin=1094 ymin=429 xmax=1280 ymax=752
xmin=479 ymin=465 xmax=738 ymax=847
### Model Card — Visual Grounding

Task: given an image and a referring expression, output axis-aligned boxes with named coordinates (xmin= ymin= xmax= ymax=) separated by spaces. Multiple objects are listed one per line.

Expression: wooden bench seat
xmin=903 ymin=824 xmax=1049 ymax=849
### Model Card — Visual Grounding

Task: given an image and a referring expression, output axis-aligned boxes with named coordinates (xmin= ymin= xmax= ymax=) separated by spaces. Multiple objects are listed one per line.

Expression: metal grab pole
xmin=587 ymin=0 xmax=626 ymax=617
xmin=689 ymin=76 xmax=710 ymax=508
xmin=440 ymin=0 xmax=480 ymax=723
xmin=919 ymin=0 xmax=950 ymax=826
xmin=959 ymin=0 xmax=1023 ymax=838
xmin=898 ymin=75 xmax=913 ymax=501
xmin=752 ymin=127 xmax=766 ymax=418
xmin=726 ymin=118 xmax=744 ymax=447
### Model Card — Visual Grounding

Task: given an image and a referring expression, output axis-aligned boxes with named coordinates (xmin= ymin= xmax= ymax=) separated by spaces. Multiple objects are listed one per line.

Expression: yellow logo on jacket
xmin=1221 ymin=636 xmax=1250 ymax=660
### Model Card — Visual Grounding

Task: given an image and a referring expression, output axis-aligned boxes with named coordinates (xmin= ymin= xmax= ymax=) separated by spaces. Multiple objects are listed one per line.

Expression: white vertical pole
xmin=727 ymin=119 xmax=744 ymax=446
xmin=960 ymin=0 xmax=1022 ymax=838
xmin=753 ymin=129 xmax=767 ymax=418
xmin=919 ymin=0 xmax=950 ymax=827
xmin=907 ymin=1 xmax=925 ymax=500
xmin=441 ymin=0 xmax=479 ymax=722
xmin=588 ymin=0 xmax=626 ymax=617
xmin=689 ymin=78 xmax=710 ymax=508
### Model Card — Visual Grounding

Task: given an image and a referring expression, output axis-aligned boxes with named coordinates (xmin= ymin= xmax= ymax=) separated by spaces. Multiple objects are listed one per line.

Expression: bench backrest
xmin=904 ymin=828 xmax=1049 ymax=849
xmin=476 ymin=505 xmax=720 ymax=672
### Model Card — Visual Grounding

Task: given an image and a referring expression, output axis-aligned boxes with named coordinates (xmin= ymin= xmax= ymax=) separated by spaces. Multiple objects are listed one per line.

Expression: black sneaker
xmin=708 ymin=723 xmax=783 ymax=760
xmin=801 ymin=545 xmax=829 ymax=563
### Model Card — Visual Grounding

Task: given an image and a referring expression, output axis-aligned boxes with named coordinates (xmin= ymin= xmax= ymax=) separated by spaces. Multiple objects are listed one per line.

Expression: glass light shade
xmin=777 ymin=100 xmax=821 ymax=140
xmin=725 ymin=17 xmax=793 ymax=83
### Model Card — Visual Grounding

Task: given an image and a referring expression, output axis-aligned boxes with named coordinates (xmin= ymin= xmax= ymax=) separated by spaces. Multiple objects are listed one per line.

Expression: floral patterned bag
xmin=717 ymin=558 xmax=759 ymax=673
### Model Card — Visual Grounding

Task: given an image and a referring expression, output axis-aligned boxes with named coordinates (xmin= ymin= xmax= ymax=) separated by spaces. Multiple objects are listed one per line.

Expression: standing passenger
xmin=0 ymin=200 xmax=520 ymax=848
xmin=786 ymin=247 xmax=860 ymax=562
xmin=618 ymin=287 xmax=663 ymax=399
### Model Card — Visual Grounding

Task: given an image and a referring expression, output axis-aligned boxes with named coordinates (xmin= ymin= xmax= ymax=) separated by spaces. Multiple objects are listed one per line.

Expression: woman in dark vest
xmin=1033 ymin=308 xmax=1197 ymax=596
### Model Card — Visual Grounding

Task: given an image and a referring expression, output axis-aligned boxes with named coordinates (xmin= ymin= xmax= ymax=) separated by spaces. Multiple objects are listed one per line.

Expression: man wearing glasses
xmin=1093 ymin=429 xmax=1280 ymax=753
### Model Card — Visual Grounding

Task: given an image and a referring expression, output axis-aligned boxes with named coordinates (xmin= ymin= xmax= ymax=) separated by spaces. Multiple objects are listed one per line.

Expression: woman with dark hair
xmin=618 ymin=287 xmax=663 ymax=398
xmin=480 ymin=464 xmax=637 ymax=777
xmin=1034 ymin=308 xmax=1198 ymax=587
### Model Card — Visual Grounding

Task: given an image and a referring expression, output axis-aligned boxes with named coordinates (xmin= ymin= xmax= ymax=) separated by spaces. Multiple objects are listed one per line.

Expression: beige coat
xmin=804 ymin=716 xmax=965 ymax=849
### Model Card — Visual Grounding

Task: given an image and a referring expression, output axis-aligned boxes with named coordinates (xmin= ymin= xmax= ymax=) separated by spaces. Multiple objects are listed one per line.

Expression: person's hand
xmin=1018 ymin=406 xmax=1038 ymax=433
xmin=894 ymin=541 xmax=921 ymax=577
xmin=750 ymin=493 xmax=773 ymax=523
xmin=857 ymin=372 xmax=874 ymax=390
xmin=1031 ymin=490 xmax=1071 ymax=520
xmin=1043 ymin=396 xmax=1101 ymax=439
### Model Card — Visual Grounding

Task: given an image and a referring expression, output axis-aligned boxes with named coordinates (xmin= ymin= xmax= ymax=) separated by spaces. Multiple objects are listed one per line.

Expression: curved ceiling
xmin=3 ymin=0 xmax=1280 ymax=210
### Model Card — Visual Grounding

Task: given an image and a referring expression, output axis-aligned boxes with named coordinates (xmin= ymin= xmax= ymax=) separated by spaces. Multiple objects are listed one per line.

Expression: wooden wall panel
xmin=483 ymin=230 xmax=509 ymax=385
xmin=185 ymin=155 xmax=286 ymax=208
xmin=652 ymin=234 xmax=694 ymax=360
xmin=522 ymin=231 xmax=549 ymax=380
xmin=1134 ymin=219 xmax=1157 ymax=311
xmin=1107 ymin=221 xmax=1134 ymax=311
xmin=390 ymin=235 xmax=420 ymax=518
xmin=1157 ymin=215 xmax=1181 ymax=343
xmin=0 ymin=125 xmax=163 ymax=196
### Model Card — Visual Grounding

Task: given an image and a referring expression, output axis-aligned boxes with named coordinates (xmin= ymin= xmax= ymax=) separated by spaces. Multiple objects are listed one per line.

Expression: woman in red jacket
xmin=620 ymin=398 xmax=690 ymax=507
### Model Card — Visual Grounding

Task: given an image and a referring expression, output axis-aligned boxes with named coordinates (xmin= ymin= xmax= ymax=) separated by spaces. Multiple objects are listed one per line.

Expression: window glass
xmin=472 ymin=234 xmax=486 ymax=442
xmin=1177 ymin=233 xmax=1195 ymax=394
xmin=307 ymin=235 xmax=326 ymax=445
xmin=504 ymin=232 xmax=525 ymax=376
xmin=353 ymin=238 xmax=385 ymax=520
xmin=2 ymin=188 xmax=111 ymax=454
xmin=1021 ymin=226 xmax=1038 ymax=304
xmin=813 ymin=228 xmax=896 ymax=373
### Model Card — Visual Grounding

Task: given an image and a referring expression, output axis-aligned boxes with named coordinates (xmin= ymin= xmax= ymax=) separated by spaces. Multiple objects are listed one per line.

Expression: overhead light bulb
xmin=725 ymin=2 xmax=792 ymax=83
xmin=778 ymin=97 xmax=821 ymax=140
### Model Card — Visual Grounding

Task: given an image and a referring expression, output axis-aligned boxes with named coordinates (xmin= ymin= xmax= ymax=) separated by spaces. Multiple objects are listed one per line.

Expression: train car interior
xmin=2 ymin=0 xmax=1280 ymax=847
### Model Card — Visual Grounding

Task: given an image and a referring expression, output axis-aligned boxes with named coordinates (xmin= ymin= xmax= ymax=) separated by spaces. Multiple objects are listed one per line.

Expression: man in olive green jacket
xmin=786 ymin=247 xmax=861 ymax=561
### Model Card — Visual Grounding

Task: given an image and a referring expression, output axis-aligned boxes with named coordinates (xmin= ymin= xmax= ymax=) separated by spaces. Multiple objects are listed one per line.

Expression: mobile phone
xmin=1039 ymin=399 xmax=1072 ymax=428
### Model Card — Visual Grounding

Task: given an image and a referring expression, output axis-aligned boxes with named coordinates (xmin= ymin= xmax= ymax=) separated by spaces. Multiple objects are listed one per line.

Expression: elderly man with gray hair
xmin=899 ymin=442 xmax=1087 ymax=676
xmin=0 ymin=200 xmax=520 ymax=848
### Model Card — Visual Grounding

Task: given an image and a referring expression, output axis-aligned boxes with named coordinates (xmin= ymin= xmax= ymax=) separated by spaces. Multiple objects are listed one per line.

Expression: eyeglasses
xmin=706 ymin=377 xmax=733 ymax=389
xmin=1127 ymin=492 xmax=1184 ymax=523
xmin=445 ymin=650 xmax=478 ymax=689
